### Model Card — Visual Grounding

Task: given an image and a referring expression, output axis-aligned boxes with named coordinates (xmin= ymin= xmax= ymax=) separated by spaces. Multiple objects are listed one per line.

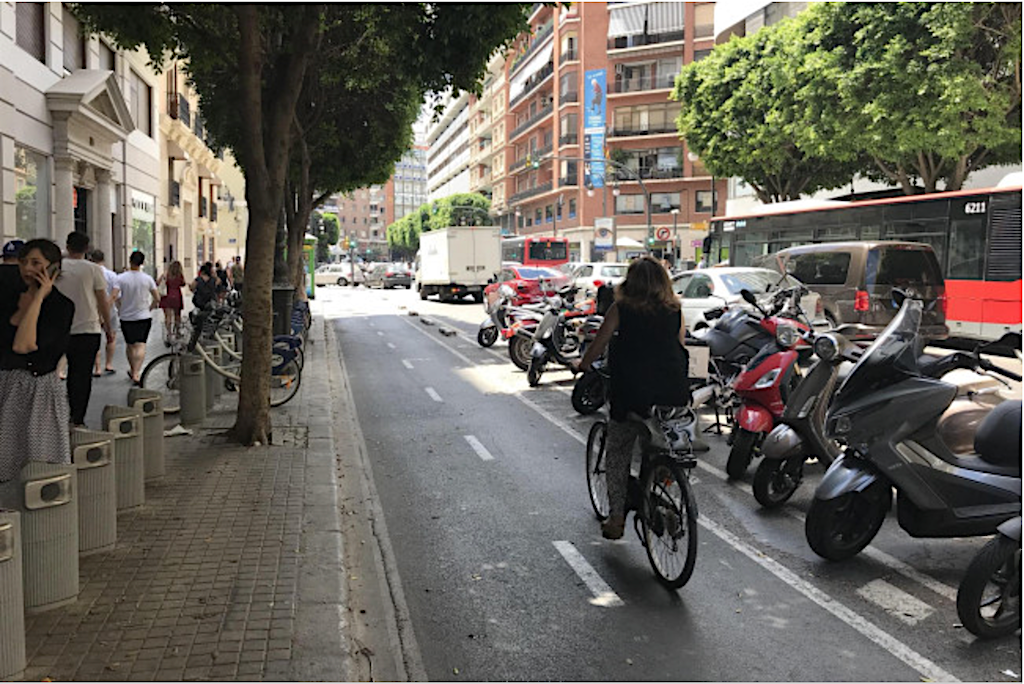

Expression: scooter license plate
xmin=532 ymin=342 xmax=546 ymax=357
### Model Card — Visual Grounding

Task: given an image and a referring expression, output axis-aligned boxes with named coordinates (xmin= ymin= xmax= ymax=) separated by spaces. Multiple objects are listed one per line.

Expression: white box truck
xmin=416 ymin=226 xmax=502 ymax=303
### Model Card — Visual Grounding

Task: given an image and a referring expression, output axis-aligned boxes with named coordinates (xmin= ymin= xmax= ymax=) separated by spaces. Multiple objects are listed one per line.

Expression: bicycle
xmin=585 ymin=387 xmax=712 ymax=589
xmin=140 ymin=308 xmax=302 ymax=413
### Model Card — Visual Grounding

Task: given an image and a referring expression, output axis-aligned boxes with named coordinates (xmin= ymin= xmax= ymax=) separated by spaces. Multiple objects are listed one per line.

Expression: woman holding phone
xmin=0 ymin=238 xmax=75 ymax=484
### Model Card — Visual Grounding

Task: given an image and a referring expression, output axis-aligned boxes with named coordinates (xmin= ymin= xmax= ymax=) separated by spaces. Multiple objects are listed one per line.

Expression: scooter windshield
xmin=835 ymin=299 xmax=924 ymax=399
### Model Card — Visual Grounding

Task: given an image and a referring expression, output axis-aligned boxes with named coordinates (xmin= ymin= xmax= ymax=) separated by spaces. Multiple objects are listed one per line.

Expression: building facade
xmin=425 ymin=91 xmax=471 ymax=202
xmin=324 ymin=185 xmax=388 ymax=258
xmin=384 ymin=144 xmax=428 ymax=228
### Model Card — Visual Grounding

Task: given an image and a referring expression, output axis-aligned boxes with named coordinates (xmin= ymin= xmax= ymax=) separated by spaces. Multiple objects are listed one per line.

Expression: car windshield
xmin=719 ymin=270 xmax=793 ymax=295
xmin=515 ymin=267 xmax=561 ymax=280
xmin=836 ymin=298 xmax=924 ymax=399
xmin=600 ymin=265 xmax=627 ymax=278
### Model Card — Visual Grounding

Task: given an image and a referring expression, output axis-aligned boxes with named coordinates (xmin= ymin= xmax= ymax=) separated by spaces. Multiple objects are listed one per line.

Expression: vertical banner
xmin=583 ymin=68 xmax=607 ymax=189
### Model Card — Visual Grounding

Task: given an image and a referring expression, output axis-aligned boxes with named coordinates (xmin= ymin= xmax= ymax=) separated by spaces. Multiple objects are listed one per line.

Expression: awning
xmin=608 ymin=2 xmax=648 ymax=38
xmin=616 ymin=236 xmax=644 ymax=248
xmin=648 ymin=2 xmax=684 ymax=34
xmin=509 ymin=42 xmax=554 ymax=101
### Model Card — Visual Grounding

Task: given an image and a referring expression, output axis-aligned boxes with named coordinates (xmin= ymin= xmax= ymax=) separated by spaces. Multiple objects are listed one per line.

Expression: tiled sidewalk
xmin=21 ymin=319 xmax=350 ymax=682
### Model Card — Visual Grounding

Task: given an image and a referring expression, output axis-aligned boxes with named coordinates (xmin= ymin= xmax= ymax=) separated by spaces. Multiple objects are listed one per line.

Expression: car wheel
xmin=337 ymin=278 xmax=348 ymax=287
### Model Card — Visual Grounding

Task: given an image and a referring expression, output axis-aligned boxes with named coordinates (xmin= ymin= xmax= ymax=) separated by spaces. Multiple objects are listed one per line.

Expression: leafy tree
xmin=804 ymin=2 xmax=1021 ymax=193
xmin=386 ymin=193 xmax=491 ymax=252
xmin=75 ymin=3 xmax=533 ymax=445
xmin=673 ymin=19 xmax=861 ymax=202
xmin=322 ymin=213 xmax=340 ymax=246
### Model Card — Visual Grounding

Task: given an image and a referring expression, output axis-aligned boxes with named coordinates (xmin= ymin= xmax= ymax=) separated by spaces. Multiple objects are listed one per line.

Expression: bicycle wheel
xmin=586 ymin=421 xmax=609 ymax=520
xmin=642 ymin=456 xmax=698 ymax=589
xmin=139 ymin=353 xmax=182 ymax=414
xmin=269 ymin=358 xmax=302 ymax=407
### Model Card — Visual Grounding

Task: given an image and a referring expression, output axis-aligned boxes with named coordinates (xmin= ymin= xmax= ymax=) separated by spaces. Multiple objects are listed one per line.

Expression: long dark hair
xmin=615 ymin=256 xmax=680 ymax=315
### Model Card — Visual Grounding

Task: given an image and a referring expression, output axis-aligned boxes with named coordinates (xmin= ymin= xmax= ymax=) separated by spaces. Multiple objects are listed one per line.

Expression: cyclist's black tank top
xmin=608 ymin=303 xmax=689 ymax=421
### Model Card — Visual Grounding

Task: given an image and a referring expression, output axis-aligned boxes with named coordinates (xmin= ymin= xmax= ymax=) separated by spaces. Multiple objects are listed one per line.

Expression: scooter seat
xmin=974 ymin=400 xmax=1022 ymax=467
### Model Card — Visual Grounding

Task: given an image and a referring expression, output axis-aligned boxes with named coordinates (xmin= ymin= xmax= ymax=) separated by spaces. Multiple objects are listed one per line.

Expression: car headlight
xmin=814 ymin=334 xmax=839 ymax=361
xmin=776 ymin=323 xmax=798 ymax=348
xmin=754 ymin=367 xmax=781 ymax=389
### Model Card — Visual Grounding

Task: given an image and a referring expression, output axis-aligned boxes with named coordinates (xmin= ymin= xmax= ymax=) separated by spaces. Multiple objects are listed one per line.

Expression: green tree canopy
xmin=321 ymin=213 xmax=340 ymax=246
xmin=387 ymin=193 xmax=492 ymax=253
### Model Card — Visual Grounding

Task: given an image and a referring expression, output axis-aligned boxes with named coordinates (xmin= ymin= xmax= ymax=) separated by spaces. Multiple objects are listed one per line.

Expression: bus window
xmin=528 ymin=240 xmax=567 ymax=262
xmin=947 ymin=218 xmax=986 ymax=280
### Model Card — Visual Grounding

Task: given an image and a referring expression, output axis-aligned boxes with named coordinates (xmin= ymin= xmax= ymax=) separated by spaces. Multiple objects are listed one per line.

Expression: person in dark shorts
xmin=116 ymin=252 xmax=159 ymax=385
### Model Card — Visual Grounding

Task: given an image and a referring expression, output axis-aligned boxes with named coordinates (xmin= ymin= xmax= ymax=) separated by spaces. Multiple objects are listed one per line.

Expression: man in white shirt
xmin=117 ymin=251 xmax=160 ymax=384
xmin=56 ymin=232 xmax=111 ymax=427
xmin=88 ymin=249 xmax=120 ymax=376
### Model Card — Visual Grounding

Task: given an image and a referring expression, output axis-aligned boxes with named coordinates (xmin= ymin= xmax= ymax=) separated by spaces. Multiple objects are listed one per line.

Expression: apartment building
xmin=384 ymin=144 xmax=428 ymax=227
xmin=494 ymin=1 xmax=721 ymax=262
xmin=466 ymin=52 xmax=506 ymax=209
xmin=1 ymin=2 xmax=163 ymax=273
xmin=324 ymin=185 xmax=388 ymax=257
xmin=426 ymin=91 xmax=471 ymax=202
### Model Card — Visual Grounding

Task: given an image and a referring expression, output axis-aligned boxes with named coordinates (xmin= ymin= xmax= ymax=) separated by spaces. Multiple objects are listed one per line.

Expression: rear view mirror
xmin=740 ymin=289 xmax=757 ymax=305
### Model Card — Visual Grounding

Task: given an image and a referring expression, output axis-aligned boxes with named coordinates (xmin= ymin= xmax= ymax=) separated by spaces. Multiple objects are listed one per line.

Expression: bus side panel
xmin=945 ymin=279 xmax=1022 ymax=340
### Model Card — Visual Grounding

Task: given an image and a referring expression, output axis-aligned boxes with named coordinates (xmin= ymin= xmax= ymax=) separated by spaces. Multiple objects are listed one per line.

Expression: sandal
xmin=104 ymin=368 xmax=116 ymax=375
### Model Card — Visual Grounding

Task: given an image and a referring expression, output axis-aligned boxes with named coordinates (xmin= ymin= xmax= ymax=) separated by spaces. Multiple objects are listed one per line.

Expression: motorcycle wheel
xmin=956 ymin=534 xmax=1022 ymax=639
xmin=571 ymin=370 xmax=606 ymax=415
xmin=477 ymin=326 xmax=498 ymax=348
xmin=527 ymin=356 xmax=545 ymax=387
xmin=508 ymin=336 xmax=532 ymax=371
xmin=726 ymin=428 xmax=759 ymax=480
xmin=753 ymin=457 xmax=804 ymax=509
xmin=805 ymin=481 xmax=891 ymax=561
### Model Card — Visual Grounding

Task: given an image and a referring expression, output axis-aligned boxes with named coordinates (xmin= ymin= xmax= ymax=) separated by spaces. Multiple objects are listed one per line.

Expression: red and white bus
xmin=501 ymin=236 xmax=570 ymax=268
xmin=709 ymin=184 xmax=1022 ymax=341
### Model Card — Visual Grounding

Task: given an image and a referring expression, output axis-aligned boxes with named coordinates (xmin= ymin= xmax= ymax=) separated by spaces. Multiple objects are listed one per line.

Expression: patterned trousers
xmin=605 ymin=419 xmax=646 ymax=520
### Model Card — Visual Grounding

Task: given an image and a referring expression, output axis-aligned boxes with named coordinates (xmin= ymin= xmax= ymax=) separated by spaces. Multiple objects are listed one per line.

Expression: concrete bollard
xmin=0 ymin=510 xmax=25 ymax=679
xmin=102 ymin=406 xmax=145 ymax=511
xmin=70 ymin=429 xmax=117 ymax=555
xmin=128 ymin=388 xmax=165 ymax=481
xmin=204 ymin=342 xmax=223 ymax=409
xmin=179 ymin=353 xmax=207 ymax=426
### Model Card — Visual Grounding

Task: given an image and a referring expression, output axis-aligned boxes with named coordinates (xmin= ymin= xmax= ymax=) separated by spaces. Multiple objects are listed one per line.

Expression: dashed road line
xmin=552 ymin=541 xmax=624 ymax=608
xmin=401 ymin=359 xmax=414 ymax=370
xmin=856 ymin=579 xmax=936 ymax=626
xmin=424 ymin=387 xmax=443 ymax=402
xmin=387 ymin=342 xmax=396 ymax=349
xmin=463 ymin=435 xmax=494 ymax=461
xmin=377 ymin=331 xmax=385 ymax=336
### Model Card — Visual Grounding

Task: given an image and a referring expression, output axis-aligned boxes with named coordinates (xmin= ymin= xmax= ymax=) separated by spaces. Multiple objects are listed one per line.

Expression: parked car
xmin=569 ymin=262 xmax=629 ymax=298
xmin=366 ymin=263 xmax=413 ymax=289
xmin=484 ymin=265 xmax=572 ymax=307
xmin=754 ymin=241 xmax=947 ymax=339
xmin=315 ymin=262 xmax=365 ymax=287
xmin=672 ymin=267 xmax=824 ymax=332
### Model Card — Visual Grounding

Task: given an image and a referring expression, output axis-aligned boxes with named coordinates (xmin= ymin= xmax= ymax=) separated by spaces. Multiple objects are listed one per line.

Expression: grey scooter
xmin=804 ymin=297 xmax=1022 ymax=561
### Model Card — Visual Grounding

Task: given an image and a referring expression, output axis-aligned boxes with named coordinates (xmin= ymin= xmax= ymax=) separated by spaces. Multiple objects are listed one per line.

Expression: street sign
xmin=692 ymin=221 xmax=708 ymax=231
xmin=655 ymin=226 xmax=671 ymax=241
xmin=691 ymin=239 xmax=703 ymax=248
xmin=594 ymin=218 xmax=614 ymax=251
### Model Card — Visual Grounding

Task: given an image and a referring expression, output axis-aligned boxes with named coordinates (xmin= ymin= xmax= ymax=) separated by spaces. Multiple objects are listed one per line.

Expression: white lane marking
xmin=699 ymin=517 xmax=957 ymax=683
xmin=856 ymin=579 xmax=936 ymax=626
xmin=401 ymin=359 xmax=414 ymax=370
xmin=377 ymin=331 xmax=384 ymax=336
xmin=387 ymin=342 xmax=396 ymax=349
xmin=463 ymin=435 xmax=494 ymax=461
xmin=424 ymin=387 xmax=443 ymax=402
xmin=552 ymin=541 xmax=624 ymax=608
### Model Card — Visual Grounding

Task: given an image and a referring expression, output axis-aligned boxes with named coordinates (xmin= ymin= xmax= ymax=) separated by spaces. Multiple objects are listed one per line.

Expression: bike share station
xmin=0 ymin=388 xmax=175 ymax=678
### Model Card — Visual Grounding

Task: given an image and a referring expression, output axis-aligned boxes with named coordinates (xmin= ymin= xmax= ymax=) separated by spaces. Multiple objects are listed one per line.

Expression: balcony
xmin=608 ymin=123 xmax=678 ymax=138
xmin=559 ymin=174 xmax=578 ymax=187
xmin=510 ymin=181 xmax=554 ymax=204
xmin=177 ymin=93 xmax=191 ymax=128
xmin=510 ymin=21 xmax=554 ymax=75
xmin=559 ymin=48 xmax=578 ymax=64
xmin=510 ymin=156 xmax=528 ymax=172
xmin=509 ymin=62 xmax=554 ymax=108
xmin=510 ymin=101 xmax=554 ymax=140
xmin=559 ymin=90 xmax=578 ymax=105
xmin=168 ymin=180 xmax=180 ymax=207
xmin=611 ymin=166 xmax=686 ymax=181
xmin=193 ymin=114 xmax=204 ymax=140
xmin=608 ymin=74 xmax=677 ymax=94
xmin=608 ymin=30 xmax=685 ymax=51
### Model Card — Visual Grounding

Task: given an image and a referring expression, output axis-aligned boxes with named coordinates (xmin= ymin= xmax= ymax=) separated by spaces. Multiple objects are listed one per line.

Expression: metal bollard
xmin=128 ymin=388 xmax=165 ymax=481
xmin=70 ymin=429 xmax=116 ymax=555
xmin=0 ymin=510 xmax=25 ymax=679
xmin=15 ymin=463 xmax=79 ymax=614
xmin=179 ymin=353 xmax=207 ymax=426
xmin=102 ymin=406 xmax=144 ymax=511
xmin=204 ymin=342 xmax=223 ymax=409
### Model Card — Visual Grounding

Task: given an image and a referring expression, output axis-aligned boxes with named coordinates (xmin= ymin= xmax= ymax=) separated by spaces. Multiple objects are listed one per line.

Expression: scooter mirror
xmin=891 ymin=288 xmax=908 ymax=308
xmin=740 ymin=289 xmax=757 ymax=306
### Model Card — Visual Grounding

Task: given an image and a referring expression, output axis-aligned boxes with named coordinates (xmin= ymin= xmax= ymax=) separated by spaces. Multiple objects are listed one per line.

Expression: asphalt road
xmin=320 ymin=283 xmax=1022 ymax=682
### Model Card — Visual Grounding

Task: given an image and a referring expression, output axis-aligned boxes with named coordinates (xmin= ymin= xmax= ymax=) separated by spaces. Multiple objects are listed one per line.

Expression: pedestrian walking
xmin=55 ymin=232 xmax=110 ymax=427
xmin=0 ymin=239 xmax=75 ymax=486
xmin=230 ymin=256 xmax=244 ymax=295
xmin=116 ymin=251 xmax=159 ymax=385
xmin=87 ymin=250 xmax=119 ymax=376
xmin=215 ymin=260 xmax=229 ymax=303
xmin=0 ymin=240 xmax=24 ymax=292
xmin=190 ymin=262 xmax=218 ymax=311
xmin=2 ymin=239 xmax=24 ymax=265
xmin=157 ymin=260 xmax=186 ymax=343
xmin=574 ymin=256 xmax=690 ymax=539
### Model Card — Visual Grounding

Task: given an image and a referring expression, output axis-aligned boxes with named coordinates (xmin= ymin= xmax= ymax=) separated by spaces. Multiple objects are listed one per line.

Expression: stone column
xmin=53 ymin=156 xmax=75 ymax=242
xmin=94 ymin=168 xmax=113 ymax=258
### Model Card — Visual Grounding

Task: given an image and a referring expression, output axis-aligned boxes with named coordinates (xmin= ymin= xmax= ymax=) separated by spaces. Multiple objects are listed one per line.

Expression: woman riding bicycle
xmin=575 ymin=256 xmax=689 ymax=539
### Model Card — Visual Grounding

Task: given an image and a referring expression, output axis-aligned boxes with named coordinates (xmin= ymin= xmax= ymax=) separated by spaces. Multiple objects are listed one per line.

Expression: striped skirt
xmin=0 ymin=369 xmax=70 ymax=483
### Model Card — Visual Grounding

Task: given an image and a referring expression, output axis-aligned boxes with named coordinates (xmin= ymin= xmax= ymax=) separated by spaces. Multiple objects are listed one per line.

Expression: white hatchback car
xmin=571 ymin=262 xmax=629 ymax=298
xmin=315 ymin=262 xmax=365 ymax=287
xmin=672 ymin=267 xmax=823 ymax=332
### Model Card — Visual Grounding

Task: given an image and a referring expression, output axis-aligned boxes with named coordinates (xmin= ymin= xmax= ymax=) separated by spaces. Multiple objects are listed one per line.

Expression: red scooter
xmin=726 ymin=286 xmax=814 ymax=480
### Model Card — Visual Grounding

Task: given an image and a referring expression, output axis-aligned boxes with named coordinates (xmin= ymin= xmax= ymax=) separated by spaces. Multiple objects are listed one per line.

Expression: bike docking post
xmin=0 ymin=510 xmax=25 ymax=679
xmin=70 ymin=428 xmax=117 ymax=555
xmin=101 ymin=406 xmax=145 ymax=512
xmin=127 ymin=388 xmax=165 ymax=481
xmin=179 ymin=353 xmax=207 ymax=426
xmin=202 ymin=340 xmax=223 ymax=410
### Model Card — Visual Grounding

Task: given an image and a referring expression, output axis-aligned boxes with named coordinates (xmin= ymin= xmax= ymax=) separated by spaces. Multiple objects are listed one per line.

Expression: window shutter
xmin=16 ymin=3 xmax=46 ymax=63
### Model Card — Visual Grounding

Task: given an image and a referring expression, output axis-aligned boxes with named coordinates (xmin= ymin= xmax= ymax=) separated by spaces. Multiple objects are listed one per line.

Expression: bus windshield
xmin=528 ymin=240 xmax=568 ymax=262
